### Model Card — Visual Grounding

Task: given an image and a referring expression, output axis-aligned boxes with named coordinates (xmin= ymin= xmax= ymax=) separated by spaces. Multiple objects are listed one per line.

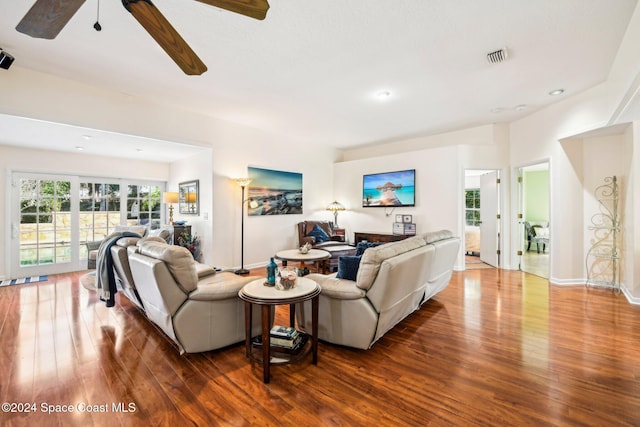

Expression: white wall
xmin=167 ymin=149 xmax=214 ymax=264
xmin=0 ymin=144 xmax=169 ymax=279
xmin=208 ymin=136 xmax=338 ymax=271
xmin=166 ymin=138 xmax=339 ymax=270
xmin=335 ymin=145 xmax=461 ymax=242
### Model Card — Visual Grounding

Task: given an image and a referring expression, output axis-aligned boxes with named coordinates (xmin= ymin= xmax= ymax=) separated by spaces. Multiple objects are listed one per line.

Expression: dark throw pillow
xmin=336 ymin=255 xmax=362 ymax=281
xmin=355 ymin=241 xmax=382 ymax=256
xmin=307 ymin=224 xmax=330 ymax=243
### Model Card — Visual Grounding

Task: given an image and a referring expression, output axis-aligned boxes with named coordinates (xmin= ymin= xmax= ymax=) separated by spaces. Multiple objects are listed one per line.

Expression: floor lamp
xmin=234 ymin=178 xmax=252 ymax=275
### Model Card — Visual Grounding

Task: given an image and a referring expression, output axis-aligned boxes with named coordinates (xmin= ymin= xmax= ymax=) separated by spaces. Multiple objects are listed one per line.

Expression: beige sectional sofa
xmin=295 ymin=230 xmax=460 ymax=350
xmin=127 ymin=240 xmax=264 ymax=354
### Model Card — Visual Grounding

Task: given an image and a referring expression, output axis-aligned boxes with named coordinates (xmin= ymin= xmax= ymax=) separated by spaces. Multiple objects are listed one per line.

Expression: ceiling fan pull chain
xmin=94 ymin=0 xmax=102 ymax=31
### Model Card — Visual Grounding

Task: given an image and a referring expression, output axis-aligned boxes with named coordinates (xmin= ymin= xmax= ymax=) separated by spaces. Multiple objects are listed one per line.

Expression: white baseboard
xmin=621 ymin=285 xmax=640 ymax=305
xmin=549 ymin=277 xmax=586 ymax=287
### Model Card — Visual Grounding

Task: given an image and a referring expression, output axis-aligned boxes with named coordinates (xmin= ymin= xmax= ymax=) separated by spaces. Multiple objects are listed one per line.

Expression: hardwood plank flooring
xmin=0 ymin=269 xmax=639 ymax=426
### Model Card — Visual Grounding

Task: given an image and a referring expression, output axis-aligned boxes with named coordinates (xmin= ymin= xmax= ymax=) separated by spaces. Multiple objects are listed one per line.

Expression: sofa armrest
xmin=194 ymin=262 xmax=216 ymax=279
xmin=320 ymin=277 xmax=366 ymax=300
xmin=86 ymin=240 xmax=102 ymax=251
xmin=329 ymin=235 xmax=345 ymax=242
xmin=189 ymin=272 xmax=259 ymax=301
xmin=306 ymin=273 xmax=366 ymax=300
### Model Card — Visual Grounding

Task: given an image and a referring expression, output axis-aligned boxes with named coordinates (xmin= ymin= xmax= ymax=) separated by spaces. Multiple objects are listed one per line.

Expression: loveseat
xmin=127 ymin=240 xmax=264 ymax=354
xmin=295 ymin=230 xmax=460 ymax=349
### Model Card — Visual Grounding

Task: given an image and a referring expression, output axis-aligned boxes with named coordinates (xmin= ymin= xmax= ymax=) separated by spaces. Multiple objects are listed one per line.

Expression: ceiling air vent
xmin=487 ymin=48 xmax=508 ymax=64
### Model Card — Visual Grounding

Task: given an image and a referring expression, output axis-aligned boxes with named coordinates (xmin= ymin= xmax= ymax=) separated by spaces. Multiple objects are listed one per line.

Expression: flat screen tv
xmin=362 ymin=169 xmax=416 ymax=207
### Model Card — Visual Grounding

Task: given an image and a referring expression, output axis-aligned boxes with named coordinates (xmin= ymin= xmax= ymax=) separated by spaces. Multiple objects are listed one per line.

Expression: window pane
xmin=20 ymin=179 xmax=38 ymax=199
xmin=56 ymin=245 xmax=71 ymax=263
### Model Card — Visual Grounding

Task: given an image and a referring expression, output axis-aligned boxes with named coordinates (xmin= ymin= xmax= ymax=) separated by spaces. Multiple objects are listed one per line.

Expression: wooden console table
xmin=354 ymin=231 xmax=411 ymax=244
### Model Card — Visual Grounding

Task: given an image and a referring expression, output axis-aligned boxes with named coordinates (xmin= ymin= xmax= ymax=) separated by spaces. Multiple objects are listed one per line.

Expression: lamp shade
xmin=162 ymin=191 xmax=178 ymax=204
xmin=235 ymin=177 xmax=252 ymax=188
xmin=326 ymin=201 xmax=345 ymax=213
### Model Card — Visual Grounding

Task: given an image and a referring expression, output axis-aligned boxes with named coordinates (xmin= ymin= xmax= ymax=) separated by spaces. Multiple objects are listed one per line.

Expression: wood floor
xmin=1 ymin=269 xmax=639 ymax=426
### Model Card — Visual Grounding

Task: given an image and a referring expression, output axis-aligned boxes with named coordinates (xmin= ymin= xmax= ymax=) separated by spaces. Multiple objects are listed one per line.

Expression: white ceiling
xmin=0 ymin=0 xmax=637 ymax=161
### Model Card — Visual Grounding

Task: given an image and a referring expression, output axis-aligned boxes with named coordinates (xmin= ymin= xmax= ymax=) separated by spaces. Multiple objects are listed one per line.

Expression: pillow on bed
xmin=336 ymin=256 xmax=362 ymax=281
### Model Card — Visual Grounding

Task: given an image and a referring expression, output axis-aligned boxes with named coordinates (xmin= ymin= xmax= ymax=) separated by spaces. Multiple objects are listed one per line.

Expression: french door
xmin=11 ymin=173 xmax=78 ymax=276
xmin=10 ymin=172 xmax=163 ymax=278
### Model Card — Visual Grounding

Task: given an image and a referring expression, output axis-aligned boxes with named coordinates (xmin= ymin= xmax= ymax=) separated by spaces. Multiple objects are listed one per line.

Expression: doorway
xmin=464 ymin=169 xmax=500 ymax=269
xmin=517 ymin=162 xmax=550 ymax=279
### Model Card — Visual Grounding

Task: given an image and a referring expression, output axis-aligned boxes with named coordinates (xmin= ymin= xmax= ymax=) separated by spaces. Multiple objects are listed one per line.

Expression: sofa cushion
xmin=355 ymin=241 xmax=382 ymax=256
xmin=139 ymin=236 xmax=167 ymax=245
xmin=115 ymin=225 xmax=147 ymax=237
xmin=423 ymin=229 xmax=454 ymax=244
xmin=149 ymin=228 xmax=172 ymax=243
xmin=307 ymin=224 xmax=330 ymax=243
xmin=138 ymin=241 xmax=198 ymax=294
xmin=336 ymin=256 xmax=361 ymax=281
xmin=356 ymin=236 xmax=427 ymax=291
xmin=115 ymin=236 xmax=141 ymax=247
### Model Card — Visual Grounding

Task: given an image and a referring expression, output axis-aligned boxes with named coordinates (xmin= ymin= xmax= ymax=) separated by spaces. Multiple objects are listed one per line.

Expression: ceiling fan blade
xmin=123 ymin=0 xmax=207 ymax=76
xmin=195 ymin=0 xmax=269 ymax=20
xmin=16 ymin=0 xmax=86 ymax=39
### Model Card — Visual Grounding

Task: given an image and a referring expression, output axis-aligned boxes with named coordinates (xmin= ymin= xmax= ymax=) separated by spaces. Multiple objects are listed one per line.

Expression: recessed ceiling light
xmin=375 ymin=90 xmax=392 ymax=100
xmin=549 ymin=89 xmax=564 ymax=96
xmin=491 ymin=107 xmax=503 ymax=113
xmin=81 ymin=134 xmax=92 ymax=140
xmin=75 ymin=146 xmax=84 ymax=151
xmin=515 ymin=104 xmax=527 ymax=111
xmin=136 ymin=148 xmax=143 ymax=152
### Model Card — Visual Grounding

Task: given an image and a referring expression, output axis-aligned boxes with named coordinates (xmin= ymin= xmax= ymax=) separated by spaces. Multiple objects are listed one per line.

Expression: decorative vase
xmin=266 ymin=257 xmax=277 ymax=286
xmin=276 ymin=266 xmax=298 ymax=291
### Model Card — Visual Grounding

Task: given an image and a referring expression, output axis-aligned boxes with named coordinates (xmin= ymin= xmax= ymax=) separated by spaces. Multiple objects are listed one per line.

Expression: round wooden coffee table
xmin=275 ymin=248 xmax=330 ymax=273
xmin=239 ymin=277 xmax=320 ymax=383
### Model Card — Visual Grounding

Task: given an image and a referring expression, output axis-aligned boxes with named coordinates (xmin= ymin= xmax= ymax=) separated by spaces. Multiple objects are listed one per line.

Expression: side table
xmin=238 ymin=277 xmax=320 ymax=383
xmin=275 ymin=248 xmax=330 ymax=274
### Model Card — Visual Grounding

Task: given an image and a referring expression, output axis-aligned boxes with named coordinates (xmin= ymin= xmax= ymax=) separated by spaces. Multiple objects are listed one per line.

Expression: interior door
xmin=479 ymin=171 xmax=499 ymax=267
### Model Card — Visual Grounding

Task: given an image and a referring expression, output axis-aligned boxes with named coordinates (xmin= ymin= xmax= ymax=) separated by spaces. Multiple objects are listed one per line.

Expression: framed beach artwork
xmin=247 ymin=167 xmax=303 ymax=216
xmin=362 ymin=169 xmax=416 ymax=207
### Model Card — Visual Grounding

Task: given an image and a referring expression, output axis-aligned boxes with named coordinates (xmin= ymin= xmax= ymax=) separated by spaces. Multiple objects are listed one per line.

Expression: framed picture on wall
xmin=247 ymin=167 xmax=303 ymax=215
xmin=178 ymin=180 xmax=199 ymax=215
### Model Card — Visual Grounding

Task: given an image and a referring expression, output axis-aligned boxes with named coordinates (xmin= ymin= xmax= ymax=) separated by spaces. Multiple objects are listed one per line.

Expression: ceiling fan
xmin=15 ymin=0 xmax=270 ymax=75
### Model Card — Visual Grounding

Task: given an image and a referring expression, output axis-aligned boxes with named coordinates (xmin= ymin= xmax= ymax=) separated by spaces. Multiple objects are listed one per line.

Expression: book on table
xmin=271 ymin=334 xmax=303 ymax=349
xmin=252 ymin=333 xmax=307 ymax=353
xmin=270 ymin=325 xmax=298 ymax=338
